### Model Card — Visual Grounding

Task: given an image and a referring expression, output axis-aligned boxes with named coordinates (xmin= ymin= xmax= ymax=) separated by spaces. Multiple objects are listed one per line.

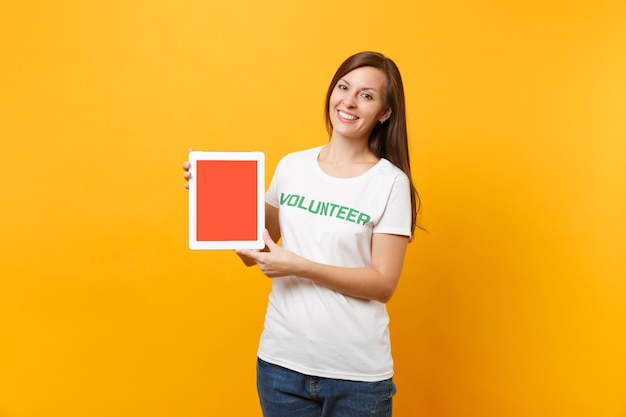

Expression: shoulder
xmin=377 ymin=158 xmax=409 ymax=182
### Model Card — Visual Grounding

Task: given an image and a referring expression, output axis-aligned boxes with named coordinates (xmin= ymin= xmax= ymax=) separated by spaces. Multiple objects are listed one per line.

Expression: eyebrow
xmin=339 ymin=78 xmax=379 ymax=92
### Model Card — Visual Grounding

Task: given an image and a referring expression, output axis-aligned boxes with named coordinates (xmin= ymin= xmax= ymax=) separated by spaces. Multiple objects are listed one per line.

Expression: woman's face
xmin=328 ymin=66 xmax=391 ymax=142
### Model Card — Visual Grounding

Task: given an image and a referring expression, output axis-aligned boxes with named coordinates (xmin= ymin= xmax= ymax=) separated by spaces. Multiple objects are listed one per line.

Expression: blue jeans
xmin=256 ymin=358 xmax=396 ymax=417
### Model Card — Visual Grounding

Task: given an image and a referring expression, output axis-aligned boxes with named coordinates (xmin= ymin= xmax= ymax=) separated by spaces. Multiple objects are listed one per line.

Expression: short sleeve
xmin=372 ymin=175 xmax=412 ymax=238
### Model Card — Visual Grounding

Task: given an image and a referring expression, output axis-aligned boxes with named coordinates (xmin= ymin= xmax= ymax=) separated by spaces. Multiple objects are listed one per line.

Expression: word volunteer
xmin=279 ymin=193 xmax=371 ymax=226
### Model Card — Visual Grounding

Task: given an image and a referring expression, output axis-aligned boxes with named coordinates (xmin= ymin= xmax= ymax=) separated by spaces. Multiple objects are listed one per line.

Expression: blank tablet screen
xmin=188 ymin=152 xmax=265 ymax=249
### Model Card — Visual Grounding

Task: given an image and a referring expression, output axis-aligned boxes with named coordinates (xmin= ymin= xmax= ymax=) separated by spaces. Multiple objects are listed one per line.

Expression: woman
xmin=184 ymin=51 xmax=421 ymax=417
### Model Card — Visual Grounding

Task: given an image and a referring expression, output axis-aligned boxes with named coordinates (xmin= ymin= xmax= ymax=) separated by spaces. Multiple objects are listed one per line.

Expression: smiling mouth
xmin=338 ymin=110 xmax=358 ymax=121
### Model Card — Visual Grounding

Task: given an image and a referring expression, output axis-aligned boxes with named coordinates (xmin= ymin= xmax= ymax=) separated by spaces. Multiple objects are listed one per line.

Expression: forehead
xmin=340 ymin=66 xmax=388 ymax=89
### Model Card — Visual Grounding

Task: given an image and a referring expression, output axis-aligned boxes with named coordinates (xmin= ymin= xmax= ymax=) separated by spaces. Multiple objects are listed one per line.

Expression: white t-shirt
xmin=258 ymin=146 xmax=412 ymax=382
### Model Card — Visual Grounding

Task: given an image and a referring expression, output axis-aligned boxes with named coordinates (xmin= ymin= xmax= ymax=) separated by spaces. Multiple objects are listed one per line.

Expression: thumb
xmin=263 ymin=229 xmax=278 ymax=250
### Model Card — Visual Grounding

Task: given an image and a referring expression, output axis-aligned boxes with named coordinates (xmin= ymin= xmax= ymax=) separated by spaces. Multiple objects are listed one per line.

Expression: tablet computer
xmin=188 ymin=151 xmax=265 ymax=250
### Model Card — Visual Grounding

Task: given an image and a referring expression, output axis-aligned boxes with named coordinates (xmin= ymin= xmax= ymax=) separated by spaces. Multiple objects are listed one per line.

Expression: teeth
xmin=339 ymin=110 xmax=358 ymax=120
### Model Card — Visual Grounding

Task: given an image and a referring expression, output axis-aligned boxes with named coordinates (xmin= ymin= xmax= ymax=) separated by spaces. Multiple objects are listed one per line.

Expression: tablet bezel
xmin=188 ymin=151 xmax=265 ymax=250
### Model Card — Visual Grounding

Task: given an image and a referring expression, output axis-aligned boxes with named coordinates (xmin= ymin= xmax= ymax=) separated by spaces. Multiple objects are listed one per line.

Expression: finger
xmin=263 ymin=229 xmax=278 ymax=250
xmin=183 ymin=161 xmax=191 ymax=171
xmin=236 ymin=249 xmax=260 ymax=261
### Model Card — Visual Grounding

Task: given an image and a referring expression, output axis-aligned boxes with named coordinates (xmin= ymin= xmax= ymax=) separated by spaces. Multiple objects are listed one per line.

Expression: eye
xmin=337 ymin=84 xmax=348 ymax=91
xmin=361 ymin=92 xmax=374 ymax=100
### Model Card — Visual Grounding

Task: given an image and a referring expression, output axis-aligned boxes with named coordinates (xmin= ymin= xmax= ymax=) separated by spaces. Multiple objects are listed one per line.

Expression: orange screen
xmin=196 ymin=160 xmax=258 ymax=241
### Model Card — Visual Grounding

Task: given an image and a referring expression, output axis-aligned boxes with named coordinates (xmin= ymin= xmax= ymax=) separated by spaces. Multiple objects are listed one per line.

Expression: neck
xmin=322 ymin=135 xmax=376 ymax=164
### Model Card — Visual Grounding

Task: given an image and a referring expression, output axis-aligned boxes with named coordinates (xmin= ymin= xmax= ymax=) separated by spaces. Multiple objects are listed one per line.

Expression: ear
xmin=379 ymin=108 xmax=392 ymax=124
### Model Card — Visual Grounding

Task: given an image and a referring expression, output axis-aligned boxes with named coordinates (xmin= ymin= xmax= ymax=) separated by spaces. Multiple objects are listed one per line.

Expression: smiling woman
xmin=184 ymin=51 xmax=420 ymax=417
xmin=328 ymin=66 xmax=392 ymax=143
xmin=323 ymin=52 xmax=420 ymax=233
xmin=2 ymin=0 xmax=624 ymax=416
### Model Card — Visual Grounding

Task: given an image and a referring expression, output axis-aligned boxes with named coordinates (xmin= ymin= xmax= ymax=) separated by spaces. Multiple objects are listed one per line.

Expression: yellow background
xmin=1 ymin=1 xmax=625 ymax=416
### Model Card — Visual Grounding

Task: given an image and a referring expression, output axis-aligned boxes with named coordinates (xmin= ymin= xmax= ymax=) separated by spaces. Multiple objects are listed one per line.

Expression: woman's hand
xmin=236 ymin=230 xmax=302 ymax=278
xmin=239 ymin=228 xmax=408 ymax=302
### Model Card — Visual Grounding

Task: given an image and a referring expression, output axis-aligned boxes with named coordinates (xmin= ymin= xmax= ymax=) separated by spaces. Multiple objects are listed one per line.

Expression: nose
xmin=342 ymin=93 xmax=357 ymax=108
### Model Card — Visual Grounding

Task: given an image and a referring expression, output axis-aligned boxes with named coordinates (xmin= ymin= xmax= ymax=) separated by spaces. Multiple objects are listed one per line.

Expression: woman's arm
xmin=236 ymin=231 xmax=409 ymax=303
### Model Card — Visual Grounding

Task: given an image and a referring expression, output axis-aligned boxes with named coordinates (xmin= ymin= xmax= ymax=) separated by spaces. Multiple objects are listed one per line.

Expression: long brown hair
xmin=324 ymin=51 xmax=423 ymax=233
